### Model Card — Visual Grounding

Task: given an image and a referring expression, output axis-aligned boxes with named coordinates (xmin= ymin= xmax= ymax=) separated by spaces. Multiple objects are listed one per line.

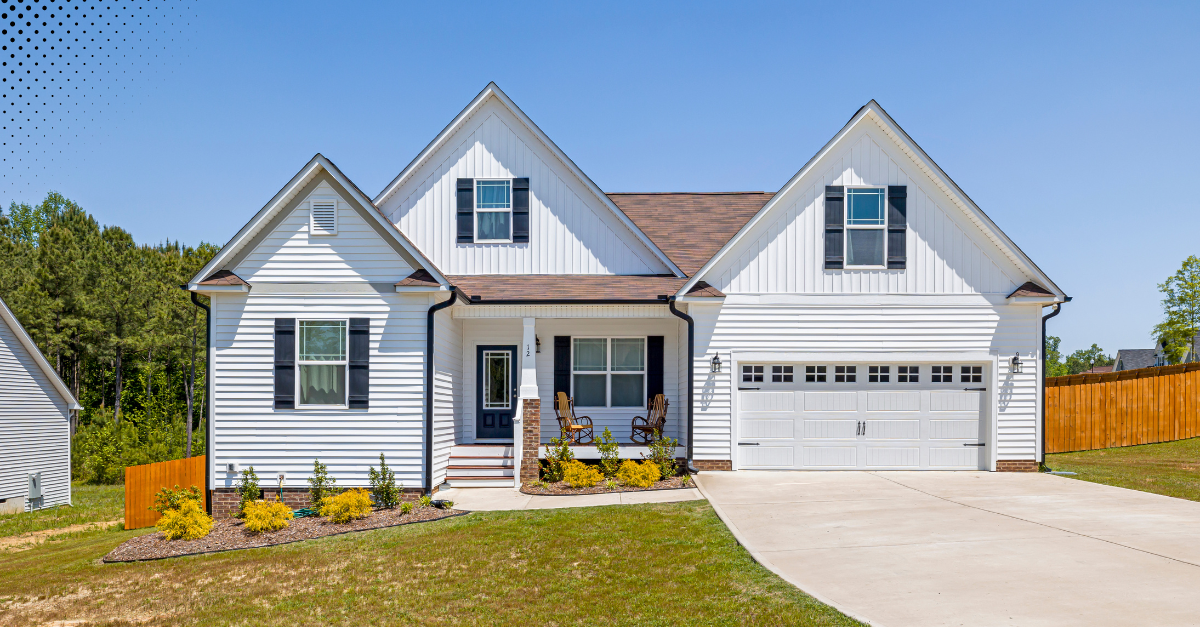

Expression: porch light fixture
xmin=710 ymin=353 xmax=722 ymax=373
xmin=1010 ymin=352 xmax=1023 ymax=374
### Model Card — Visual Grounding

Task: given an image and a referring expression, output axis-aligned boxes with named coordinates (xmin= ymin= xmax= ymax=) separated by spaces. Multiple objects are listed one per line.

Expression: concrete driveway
xmin=696 ymin=471 xmax=1200 ymax=627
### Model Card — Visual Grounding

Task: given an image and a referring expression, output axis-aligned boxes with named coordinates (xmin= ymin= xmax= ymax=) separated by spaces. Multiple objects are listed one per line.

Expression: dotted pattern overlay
xmin=2 ymin=1 xmax=191 ymax=197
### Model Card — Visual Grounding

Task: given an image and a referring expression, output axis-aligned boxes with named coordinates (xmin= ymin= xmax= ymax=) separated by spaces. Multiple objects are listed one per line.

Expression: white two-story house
xmin=189 ymin=84 xmax=1065 ymax=513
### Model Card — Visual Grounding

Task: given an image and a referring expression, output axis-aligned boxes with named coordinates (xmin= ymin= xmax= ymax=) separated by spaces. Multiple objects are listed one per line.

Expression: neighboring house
xmin=0 ymin=295 xmax=81 ymax=513
xmin=1081 ymin=366 xmax=1113 ymax=374
xmin=188 ymin=84 xmax=1066 ymax=512
xmin=1113 ymin=349 xmax=1159 ymax=372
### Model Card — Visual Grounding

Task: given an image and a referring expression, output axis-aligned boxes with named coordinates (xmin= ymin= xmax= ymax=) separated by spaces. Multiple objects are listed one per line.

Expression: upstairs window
xmin=845 ymin=188 xmax=885 ymax=267
xmin=475 ymin=179 xmax=512 ymax=243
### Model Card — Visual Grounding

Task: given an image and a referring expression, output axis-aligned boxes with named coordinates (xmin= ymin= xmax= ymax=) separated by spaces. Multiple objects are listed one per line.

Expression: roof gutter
xmin=668 ymin=297 xmax=698 ymax=474
xmin=1040 ymin=298 xmax=1068 ymax=468
xmin=425 ymin=289 xmax=458 ymax=495
xmin=186 ymin=289 xmax=212 ymax=515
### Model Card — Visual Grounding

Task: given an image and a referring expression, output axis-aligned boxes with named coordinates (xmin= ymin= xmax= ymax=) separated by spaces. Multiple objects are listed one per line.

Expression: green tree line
xmin=0 ymin=192 xmax=216 ymax=483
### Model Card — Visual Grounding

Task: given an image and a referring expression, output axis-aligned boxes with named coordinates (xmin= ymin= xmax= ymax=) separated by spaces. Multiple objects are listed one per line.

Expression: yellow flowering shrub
xmin=242 ymin=500 xmax=293 ymax=533
xmin=156 ymin=499 xmax=214 ymax=540
xmin=319 ymin=488 xmax=373 ymax=523
xmin=616 ymin=459 xmax=661 ymax=488
xmin=562 ymin=461 xmax=603 ymax=488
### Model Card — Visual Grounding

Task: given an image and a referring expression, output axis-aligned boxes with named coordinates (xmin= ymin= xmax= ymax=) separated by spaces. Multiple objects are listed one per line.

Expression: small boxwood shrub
xmin=400 ymin=501 xmax=413 ymax=515
xmin=617 ymin=459 xmax=661 ymax=488
xmin=595 ymin=427 xmax=621 ymax=478
xmin=368 ymin=453 xmax=401 ymax=508
xmin=242 ymin=500 xmax=293 ymax=533
xmin=234 ymin=466 xmax=261 ymax=518
xmin=541 ymin=436 xmax=575 ymax=483
xmin=319 ymin=488 xmax=373 ymax=523
xmin=156 ymin=499 xmax=214 ymax=540
xmin=563 ymin=460 xmax=603 ymax=488
xmin=417 ymin=495 xmax=432 ymax=508
xmin=308 ymin=458 xmax=339 ymax=508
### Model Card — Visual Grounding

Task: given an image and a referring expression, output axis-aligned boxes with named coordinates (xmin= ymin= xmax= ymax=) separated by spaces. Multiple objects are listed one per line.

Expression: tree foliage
xmin=1044 ymin=336 xmax=1114 ymax=376
xmin=1153 ymin=255 xmax=1200 ymax=364
xmin=0 ymin=192 xmax=217 ymax=483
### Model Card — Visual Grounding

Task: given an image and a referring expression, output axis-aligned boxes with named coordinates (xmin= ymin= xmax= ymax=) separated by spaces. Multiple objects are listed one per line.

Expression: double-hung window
xmin=572 ymin=337 xmax=645 ymax=408
xmin=475 ymin=179 xmax=512 ymax=243
xmin=845 ymin=187 xmax=886 ymax=267
xmin=298 ymin=320 xmax=347 ymax=406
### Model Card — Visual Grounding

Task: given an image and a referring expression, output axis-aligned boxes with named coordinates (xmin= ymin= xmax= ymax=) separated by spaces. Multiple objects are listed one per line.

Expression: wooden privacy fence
xmin=1046 ymin=364 xmax=1200 ymax=453
xmin=124 ymin=455 xmax=206 ymax=530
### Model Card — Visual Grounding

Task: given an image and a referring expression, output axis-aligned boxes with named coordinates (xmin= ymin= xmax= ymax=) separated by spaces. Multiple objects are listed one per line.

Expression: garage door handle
xmin=738 ymin=387 xmax=760 ymax=391
xmin=738 ymin=442 xmax=760 ymax=446
xmin=963 ymin=443 xmax=986 ymax=447
xmin=964 ymin=387 xmax=986 ymax=391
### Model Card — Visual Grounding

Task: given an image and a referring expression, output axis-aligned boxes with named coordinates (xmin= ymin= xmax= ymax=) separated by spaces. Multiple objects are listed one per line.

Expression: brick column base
xmin=693 ymin=460 xmax=733 ymax=472
xmin=997 ymin=460 xmax=1038 ymax=472
xmin=520 ymin=398 xmax=541 ymax=483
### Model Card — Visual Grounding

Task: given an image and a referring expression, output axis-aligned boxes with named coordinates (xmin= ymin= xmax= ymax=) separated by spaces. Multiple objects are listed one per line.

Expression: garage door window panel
xmin=805 ymin=365 xmax=827 ymax=382
xmin=742 ymin=365 xmax=764 ymax=383
xmin=960 ymin=366 xmax=983 ymax=383
xmin=897 ymin=366 xmax=919 ymax=382
xmin=868 ymin=365 xmax=890 ymax=383
xmin=835 ymin=365 xmax=857 ymax=383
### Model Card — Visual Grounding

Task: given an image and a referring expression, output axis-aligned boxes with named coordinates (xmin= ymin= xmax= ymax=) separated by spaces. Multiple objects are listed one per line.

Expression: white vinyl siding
xmin=0 ymin=316 xmax=70 ymax=510
xmin=378 ymin=96 xmax=670 ymax=276
xmin=431 ymin=305 xmax=463 ymax=487
xmin=707 ymin=116 xmax=1026 ymax=295
xmin=688 ymin=299 xmax=1041 ymax=465
xmin=234 ymin=183 xmax=413 ymax=284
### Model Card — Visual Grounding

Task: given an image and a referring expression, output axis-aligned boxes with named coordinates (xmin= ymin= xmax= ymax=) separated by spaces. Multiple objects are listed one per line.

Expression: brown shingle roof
xmin=446 ymin=275 xmax=723 ymax=303
xmin=608 ymin=192 xmax=774 ymax=277
xmin=396 ymin=269 xmax=441 ymax=287
xmin=1007 ymin=281 xmax=1054 ymax=298
xmin=197 ymin=270 xmax=248 ymax=286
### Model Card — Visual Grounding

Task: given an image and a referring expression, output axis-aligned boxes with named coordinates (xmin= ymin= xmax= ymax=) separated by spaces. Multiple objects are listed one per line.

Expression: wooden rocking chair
xmin=631 ymin=394 xmax=669 ymax=444
xmin=554 ymin=391 xmax=595 ymax=444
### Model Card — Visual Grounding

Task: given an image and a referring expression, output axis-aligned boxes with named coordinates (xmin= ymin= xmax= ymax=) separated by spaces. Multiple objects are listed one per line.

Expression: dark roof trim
xmin=1007 ymin=281 xmax=1054 ymax=298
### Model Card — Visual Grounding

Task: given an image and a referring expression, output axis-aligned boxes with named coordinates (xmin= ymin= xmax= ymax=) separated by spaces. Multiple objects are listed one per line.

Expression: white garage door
xmin=736 ymin=362 xmax=988 ymax=470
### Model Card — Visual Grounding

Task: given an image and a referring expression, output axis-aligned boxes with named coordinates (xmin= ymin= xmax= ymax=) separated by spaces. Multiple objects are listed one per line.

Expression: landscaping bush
xmin=150 ymin=484 xmax=203 ymax=516
xmin=308 ymin=458 xmax=338 ymax=508
xmin=417 ymin=495 xmax=432 ymax=508
xmin=563 ymin=461 xmax=603 ymax=488
xmin=156 ymin=499 xmax=213 ymax=540
xmin=617 ymin=459 xmax=660 ymax=488
xmin=400 ymin=501 xmax=413 ymax=515
xmin=643 ymin=432 xmax=678 ymax=479
xmin=541 ymin=435 xmax=575 ymax=483
xmin=234 ymin=466 xmax=261 ymax=518
xmin=242 ymin=500 xmax=293 ymax=533
xmin=595 ymin=427 xmax=620 ymax=478
xmin=368 ymin=452 xmax=401 ymax=508
xmin=319 ymin=488 xmax=373 ymax=523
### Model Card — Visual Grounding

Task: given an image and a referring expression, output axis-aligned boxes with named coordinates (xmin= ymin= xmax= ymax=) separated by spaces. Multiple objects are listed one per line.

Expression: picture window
xmin=868 ymin=365 xmax=890 ymax=383
xmin=771 ymin=365 xmax=793 ymax=383
xmin=742 ymin=365 xmax=764 ymax=383
xmin=805 ymin=365 xmax=827 ymax=383
xmin=897 ymin=365 xmax=919 ymax=383
xmin=834 ymin=365 xmax=856 ymax=383
xmin=960 ymin=365 xmax=983 ymax=383
xmin=573 ymin=337 xmax=645 ymax=408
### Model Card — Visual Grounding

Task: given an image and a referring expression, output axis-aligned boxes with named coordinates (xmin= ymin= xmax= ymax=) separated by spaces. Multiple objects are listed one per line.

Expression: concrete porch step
xmin=443 ymin=477 xmax=514 ymax=488
xmin=447 ymin=465 xmax=514 ymax=478
xmin=450 ymin=444 xmax=514 ymax=458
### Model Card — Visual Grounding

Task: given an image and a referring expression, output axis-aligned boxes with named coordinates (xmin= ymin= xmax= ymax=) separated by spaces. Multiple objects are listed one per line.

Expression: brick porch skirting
xmin=693 ymin=460 xmax=733 ymax=472
xmin=996 ymin=460 xmax=1038 ymax=472
xmin=211 ymin=487 xmax=427 ymax=518
xmin=520 ymin=398 xmax=542 ymax=482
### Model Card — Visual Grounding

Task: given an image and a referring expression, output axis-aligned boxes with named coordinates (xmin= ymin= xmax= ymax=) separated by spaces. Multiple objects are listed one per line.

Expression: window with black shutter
xmin=824 ymin=186 xmax=844 ymax=269
xmin=347 ymin=318 xmax=370 ymax=409
xmin=456 ymin=178 xmax=474 ymax=243
xmin=274 ymin=319 xmax=296 ymax=409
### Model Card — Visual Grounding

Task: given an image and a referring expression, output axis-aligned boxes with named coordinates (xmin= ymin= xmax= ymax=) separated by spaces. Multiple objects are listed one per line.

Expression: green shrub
xmin=308 ymin=458 xmax=339 ymax=508
xmin=156 ymin=499 xmax=213 ymax=540
xmin=150 ymin=484 xmax=203 ymax=515
xmin=563 ymin=461 xmax=603 ymax=488
xmin=242 ymin=500 xmax=293 ymax=533
xmin=319 ymin=488 xmax=373 ymax=523
xmin=368 ymin=453 xmax=401 ymax=508
xmin=595 ymin=427 xmax=621 ymax=478
xmin=643 ymin=432 xmax=678 ymax=479
xmin=681 ymin=474 xmax=691 ymax=487
xmin=234 ymin=466 xmax=261 ymax=518
xmin=417 ymin=495 xmax=432 ymax=508
xmin=617 ymin=459 xmax=661 ymax=488
xmin=400 ymin=501 xmax=413 ymax=515
xmin=541 ymin=436 xmax=575 ymax=483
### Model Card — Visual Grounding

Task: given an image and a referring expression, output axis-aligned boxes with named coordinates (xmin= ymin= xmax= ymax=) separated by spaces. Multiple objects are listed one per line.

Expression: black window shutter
xmin=273 ymin=318 xmax=295 ymax=410
xmin=647 ymin=336 xmax=664 ymax=403
xmin=456 ymin=178 xmax=474 ymax=243
xmin=512 ymin=177 xmax=529 ymax=243
xmin=347 ymin=318 xmax=370 ymax=409
xmin=824 ymin=186 xmax=845 ymax=269
xmin=887 ymin=186 xmax=907 ymax=269
xmin=554 ymin=336 xmax=571 ymax=398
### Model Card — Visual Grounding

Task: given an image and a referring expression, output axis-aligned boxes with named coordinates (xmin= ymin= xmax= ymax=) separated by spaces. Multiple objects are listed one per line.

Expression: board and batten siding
xmin=378 ymin=96 xmax=670 ymax=276
xmin=0 ymin=315 xmax=70 ymax=510
xmin=707 ymin=116 xmax=1024 ymax=295
xmin=431 ymin=304 xmax=462 ymax=487
xmin=689 ymin=299 xmax=1042 ymax=463
xmin=234 ymin=182 xmax=413 ymax=284
xmin=210 ymin=292 xmax=430 ymax=489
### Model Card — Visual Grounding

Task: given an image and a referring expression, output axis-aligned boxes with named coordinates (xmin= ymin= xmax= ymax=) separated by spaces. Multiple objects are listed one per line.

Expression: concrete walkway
xmin=436 ymin=486 xmax=704 ymax=511
xmin=696 ymin=471 xmax=1200 ymax=627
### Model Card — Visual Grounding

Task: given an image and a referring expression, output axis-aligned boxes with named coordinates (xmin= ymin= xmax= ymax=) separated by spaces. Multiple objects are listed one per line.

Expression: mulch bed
xmin=103 ymin=506 xmax=466 ymax=563
xmin=520 ymin=475 xmax=692 ymax=496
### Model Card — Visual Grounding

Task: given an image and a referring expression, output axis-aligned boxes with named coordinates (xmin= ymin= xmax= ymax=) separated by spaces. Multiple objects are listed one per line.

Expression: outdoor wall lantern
xmin=711 ymin=353 xmax=722 ymax=373
xmin=1010 ymin=352 xmax=1023 ymax=374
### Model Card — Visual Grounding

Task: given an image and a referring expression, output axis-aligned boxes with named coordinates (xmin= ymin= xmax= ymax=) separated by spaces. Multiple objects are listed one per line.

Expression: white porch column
xmin=519 ymin=317 xmax=539 ymax=399
xmin=515 ymin=317 xmax=540 ymax=488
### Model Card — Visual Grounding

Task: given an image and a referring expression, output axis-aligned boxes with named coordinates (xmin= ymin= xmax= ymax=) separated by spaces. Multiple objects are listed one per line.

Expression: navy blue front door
xmin=476 ymin=345 xmax=517 ymax=439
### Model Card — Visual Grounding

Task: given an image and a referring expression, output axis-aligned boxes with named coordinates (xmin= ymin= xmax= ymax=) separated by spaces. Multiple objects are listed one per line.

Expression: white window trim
xmin=296 ymin=318 xmax=348 ymax=409
xmin=570 ymin=336 xmax=647 ymax=409
xmin=474 ymin=178 xmax=513 ymax=244
xmin=309 ymin=198 xmax=339 ymax=236
xmin=843 ymin=186 xmax=887 ymax=269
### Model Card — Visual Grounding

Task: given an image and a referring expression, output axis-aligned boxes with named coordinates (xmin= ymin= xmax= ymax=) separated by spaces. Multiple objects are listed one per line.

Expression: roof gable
xmin=681 ymin=101 xmax=1064 ymax=298
xmin=0 ymin=295 xmax=81 ymax=410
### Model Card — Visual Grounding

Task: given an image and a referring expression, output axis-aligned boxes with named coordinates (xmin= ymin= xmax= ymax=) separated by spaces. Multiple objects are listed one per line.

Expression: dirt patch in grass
xmin=103 ymin=506 xmax=465 ymax=562
xmin=0 ymin=484 xmax=124 ymax=538
xmin=1046 ymin=437 xmax=1200 ymax=501
xmin=521 ymin=475 xmax=691 ymax=495
xmin=0 ymin=520 xmax=122 ymax=552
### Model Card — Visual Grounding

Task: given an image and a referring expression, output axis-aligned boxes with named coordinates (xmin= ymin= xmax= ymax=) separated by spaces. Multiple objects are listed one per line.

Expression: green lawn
xmin=0 ymin=483 xmax=124 ymax=538
xmin=1045 ymin=437 xmax=1200 ymax=501
xmin=0 ymin=500 xmax=861 ymax=627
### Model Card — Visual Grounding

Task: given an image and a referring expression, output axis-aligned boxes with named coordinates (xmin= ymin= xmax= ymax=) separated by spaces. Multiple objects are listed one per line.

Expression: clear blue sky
xmin=10 ymin=1 xmax=1199 ymax=357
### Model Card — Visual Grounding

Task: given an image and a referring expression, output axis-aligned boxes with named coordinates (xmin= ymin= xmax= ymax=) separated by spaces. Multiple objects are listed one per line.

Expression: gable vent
xmin=310 ymin=201 xmax=337 ymax=235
